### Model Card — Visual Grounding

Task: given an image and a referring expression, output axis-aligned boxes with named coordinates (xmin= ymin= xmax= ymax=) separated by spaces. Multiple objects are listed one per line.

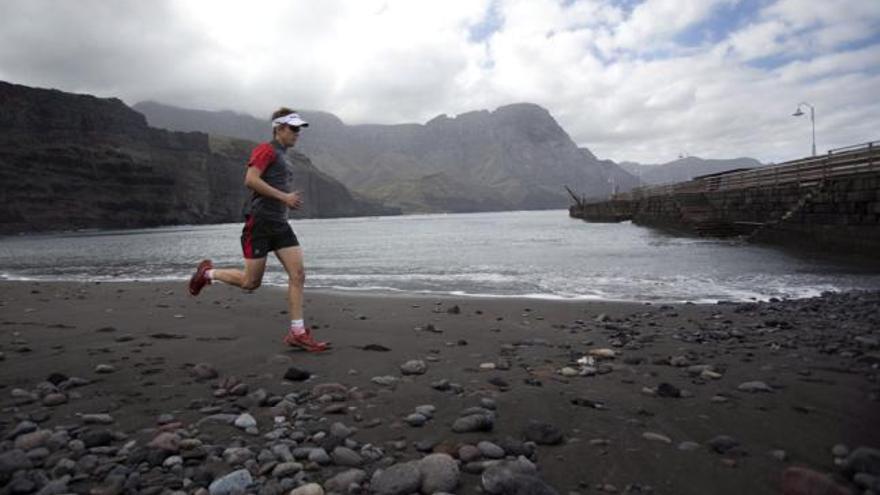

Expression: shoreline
xmin=0 ymin=276 xmax=863 ymax=305
xmin=1 ymin=281 xmax=878 ymax=495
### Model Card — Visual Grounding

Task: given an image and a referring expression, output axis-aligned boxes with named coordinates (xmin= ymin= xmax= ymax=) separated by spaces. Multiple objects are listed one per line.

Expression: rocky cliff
xmin=134 ymin=101 xmax=640 ymax=212
xmin=0 ymin=82 xmax=396 ymax=234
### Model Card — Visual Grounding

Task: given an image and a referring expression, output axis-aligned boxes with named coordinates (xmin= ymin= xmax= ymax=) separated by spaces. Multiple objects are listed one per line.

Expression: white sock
xmin=205 ymin=269 xmax=215 ymax=280
xmin=290 ymin=319 xmax=305 ymax=335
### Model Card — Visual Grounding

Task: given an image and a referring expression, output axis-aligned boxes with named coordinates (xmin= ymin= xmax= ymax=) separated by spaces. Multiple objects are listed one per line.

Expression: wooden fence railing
xmin=609 ymin=140 xmax=879 ymax=202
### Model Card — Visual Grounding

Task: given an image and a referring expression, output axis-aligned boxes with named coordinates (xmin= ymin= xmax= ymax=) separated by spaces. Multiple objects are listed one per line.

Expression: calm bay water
xmin=1 ymin=210 xmax=878 ymax=302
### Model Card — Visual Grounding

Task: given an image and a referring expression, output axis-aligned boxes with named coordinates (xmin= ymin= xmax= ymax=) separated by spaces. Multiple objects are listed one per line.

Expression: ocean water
xmin=1 ymin=210 xmax=878 ymax=303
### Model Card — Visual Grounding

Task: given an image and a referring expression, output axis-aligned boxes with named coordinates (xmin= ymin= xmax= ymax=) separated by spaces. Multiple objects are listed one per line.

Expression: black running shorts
xmin=241 ymin=216 xmax=299 ymax=259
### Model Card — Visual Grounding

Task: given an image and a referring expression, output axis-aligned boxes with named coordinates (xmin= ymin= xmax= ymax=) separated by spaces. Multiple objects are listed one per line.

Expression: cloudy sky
xmin=1 ymin=0 xmax=878 ymax=164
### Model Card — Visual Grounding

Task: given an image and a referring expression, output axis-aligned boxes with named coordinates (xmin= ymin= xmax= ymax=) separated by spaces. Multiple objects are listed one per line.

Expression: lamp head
xmin=792 ymin=108 xmax=804 ymax=117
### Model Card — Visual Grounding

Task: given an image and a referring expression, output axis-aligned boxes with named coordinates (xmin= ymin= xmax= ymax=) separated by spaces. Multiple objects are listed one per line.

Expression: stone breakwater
xmin=0 ymin=282 xmax=878 ymax=494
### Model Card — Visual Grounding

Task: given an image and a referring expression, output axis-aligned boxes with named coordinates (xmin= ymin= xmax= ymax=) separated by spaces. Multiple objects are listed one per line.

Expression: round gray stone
xmin=332 ymin=446 xmax=363 ymax=467
xmin=371 ymin=462 xmax=422 ymax=495
xmin=400 ymin=360 xmax=428 ymax=375
xmin=477 ymin=441 xmax=505 ymax=459
xmin=209 ymin=468 xmax=253 ymax=495
xmin=418 ymin=453 xmax=460 ymax=494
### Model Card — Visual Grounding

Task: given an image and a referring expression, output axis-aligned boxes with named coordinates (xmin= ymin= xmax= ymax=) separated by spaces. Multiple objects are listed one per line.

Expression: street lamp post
xmin=792 ymin=102 xmax=816 ymax=157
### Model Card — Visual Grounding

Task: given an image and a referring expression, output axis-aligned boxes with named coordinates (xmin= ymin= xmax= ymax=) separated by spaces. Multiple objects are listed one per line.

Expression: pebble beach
xmin=1 ymin=281 xmax=879 ymax=495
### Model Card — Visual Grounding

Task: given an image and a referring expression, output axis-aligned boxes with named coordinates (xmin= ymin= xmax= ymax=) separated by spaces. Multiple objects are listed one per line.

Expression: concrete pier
xmin=570 ymin=141 xmax=880 ymax=256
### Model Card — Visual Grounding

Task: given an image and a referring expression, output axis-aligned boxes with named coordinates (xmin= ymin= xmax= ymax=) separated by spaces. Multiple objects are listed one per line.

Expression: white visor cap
xmin=272 ymin=113 xmax=309 ymax=128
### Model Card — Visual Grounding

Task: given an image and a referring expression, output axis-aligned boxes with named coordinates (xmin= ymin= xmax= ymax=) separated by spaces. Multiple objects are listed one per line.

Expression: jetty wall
xmin=569 ymin=142 xmax=880 ymax=256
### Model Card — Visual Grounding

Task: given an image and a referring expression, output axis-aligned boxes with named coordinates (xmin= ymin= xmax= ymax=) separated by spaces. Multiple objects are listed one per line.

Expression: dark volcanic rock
xmin=522 ymin=420 xmax=564 ymax=445
xmin=0 ymin=82 xmax=397 ymax=234
xmin=284 ymin=366 xmax=312 ymax=381
xmin=81 ymin=430 xmax=114 ymax=448
xmin=656 ymin=382 xmax=682 ymax=398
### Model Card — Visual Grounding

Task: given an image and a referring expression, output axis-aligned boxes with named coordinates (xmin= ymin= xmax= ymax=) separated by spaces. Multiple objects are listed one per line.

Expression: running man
xmin=188 ymin=107 xmax=328 ymax=352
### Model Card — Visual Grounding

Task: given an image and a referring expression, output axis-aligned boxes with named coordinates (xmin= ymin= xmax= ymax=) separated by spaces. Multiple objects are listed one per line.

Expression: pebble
xmin=324 ymin=469 xmax=367 ymax=493
xmin=701 ymin=370 xmax=723 ymax=380
xmin=94 ymin=363 xmax=116 ymax=373
xmin=81 ymin=429 xmax=113 ymax=448
xmin=452 ymin=413 xmax=494 ymax=433
xmin=0 ymin=449 xmax=33 ymax=474
xmin=271 ymin=461 xmax=303 ymax=477
xmin=148 ymin=432 xmax=181 ymax=452
xmin=831 ymin=444 xmax=849 ymax=458
xmin=480 ymin=362 xmax=497 ymax=370
xmin=289 ymin=483 xmax=324 ymax=495
xmin=308 ymin=448 xmax=331 ymax=465
xmin=371 ymin=461 xmax=423 ymax=495
xmin=208 ymin=468 xmax=253 ymax=495
xmin=7 ymin=420 xmax=38 ymax=439
xmin=234 ymin=413 xmax=257 ymax=429
xmin=477 ymin=440 xmax=505 ymax=459
xmin=191 ymin=363 xmax=218 ymax=380
xmin=678 ymin=441 xmax=700 ymax=451
xmin=781 ymin=466 xmax=849 ymax=495
xmin=459 ymin=444 xmax=482 ymax=462
xmin=559 ymin=367 xmax=579 ymax=377
xmin=372 ymin=375 xmax=399 ymax=387
xmin=415 ymin=404 xmax=436 ymax=417
xmin=656 ymin=383 xmax=681 ymax=398
xmin=332 ymin=446 xmax=363 ymax=467
xmin=431 ymin=379 xmax=451 ymax=390
xmin=737 ymin=381 xmax=774 ymax=393
xmin=481 ymin=459 xmax=541 ymax=494
xmin=284 ymin=366 xmax=311 ymax=381
xmin=419 ymin=453 xmax=461 ymax=494
xmin=400 ymin=360 xmax=428 ymax=375
xmin=80 ymin=413 xmax=114 ymax=424
xmin=708 ymin=435 xmax=740 ymax=454
xmin=405 ymin=413 xmax=427 ymax=427
xmin=523 ymin=420 xmax=564 ymax=445
xmin=589 ymin=348 xmax=616 ymax=359
xmin=642 ymin=432 xmax=672 ymax=444
xmin=843 ymin=447 xmax=880 ymax=476
xmin=14 ymin=429 xmax=51 ymax=450
xmin=11 ymin=388 xmax=37 ymax=404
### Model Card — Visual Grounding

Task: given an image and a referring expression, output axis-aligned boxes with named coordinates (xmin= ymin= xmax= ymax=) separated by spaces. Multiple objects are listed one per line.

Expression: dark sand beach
xmin=1 ymin=281 xmax=878 ymax=495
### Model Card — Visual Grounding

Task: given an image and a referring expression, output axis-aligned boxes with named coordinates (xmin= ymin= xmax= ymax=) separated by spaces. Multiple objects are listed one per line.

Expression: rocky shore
xmin=0 ymin=282 xmax=878 ymax=494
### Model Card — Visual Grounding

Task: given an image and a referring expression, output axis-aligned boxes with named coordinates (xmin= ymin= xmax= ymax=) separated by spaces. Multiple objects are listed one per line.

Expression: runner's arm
xmin=244 ymin=167 xmax=301 ymax=208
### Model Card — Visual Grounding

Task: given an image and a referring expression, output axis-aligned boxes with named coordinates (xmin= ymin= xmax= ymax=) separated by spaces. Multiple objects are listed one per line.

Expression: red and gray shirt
xmin=244 ymin=140 xmax=292 ymax=221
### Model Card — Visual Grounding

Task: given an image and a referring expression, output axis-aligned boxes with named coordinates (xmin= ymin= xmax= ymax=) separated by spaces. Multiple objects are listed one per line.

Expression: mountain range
xmin=133 ymin=101 xmax=641 ymax=212
xmin=0 ymin=79 xmax=765 ymax=233
xmin=620 ymin=156 xmax=763 ymax=185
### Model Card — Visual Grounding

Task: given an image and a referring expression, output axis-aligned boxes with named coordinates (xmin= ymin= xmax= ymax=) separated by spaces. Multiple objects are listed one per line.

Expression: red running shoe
xmin=284 ymin=327 xmax=330 ymax=352
xmin=188 ymin=259 xmax=213 ymax=296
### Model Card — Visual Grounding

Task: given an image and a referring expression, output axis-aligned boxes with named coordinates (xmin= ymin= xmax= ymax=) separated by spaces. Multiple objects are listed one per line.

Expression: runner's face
xmin=278 ymin=125 xmax=299 ymax=146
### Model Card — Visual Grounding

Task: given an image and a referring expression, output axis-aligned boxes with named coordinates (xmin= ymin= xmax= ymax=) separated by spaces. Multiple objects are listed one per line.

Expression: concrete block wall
xmin=572 ymin=170 xmax=880 ymax=256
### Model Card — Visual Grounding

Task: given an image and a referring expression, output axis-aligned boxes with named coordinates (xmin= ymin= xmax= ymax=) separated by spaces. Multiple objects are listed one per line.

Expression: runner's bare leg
xmin=274 ymin=246 xmax=305 ymax=320
xmin=211 ymin=258 xmax=268 ymax=290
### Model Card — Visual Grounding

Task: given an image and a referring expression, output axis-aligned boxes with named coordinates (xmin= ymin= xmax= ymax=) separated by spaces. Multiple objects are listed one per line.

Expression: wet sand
xmin=1 ymin=281 xmax=878 ymax=494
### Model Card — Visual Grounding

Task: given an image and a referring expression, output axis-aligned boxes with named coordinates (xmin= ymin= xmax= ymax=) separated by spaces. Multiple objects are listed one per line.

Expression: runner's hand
xmin=282 ymin=191 xmax=303 ymax=209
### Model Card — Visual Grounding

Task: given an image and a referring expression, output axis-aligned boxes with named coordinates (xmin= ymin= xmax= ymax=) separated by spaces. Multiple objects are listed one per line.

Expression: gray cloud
xmin=1 ymin=0 xmax=877 ymax=164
